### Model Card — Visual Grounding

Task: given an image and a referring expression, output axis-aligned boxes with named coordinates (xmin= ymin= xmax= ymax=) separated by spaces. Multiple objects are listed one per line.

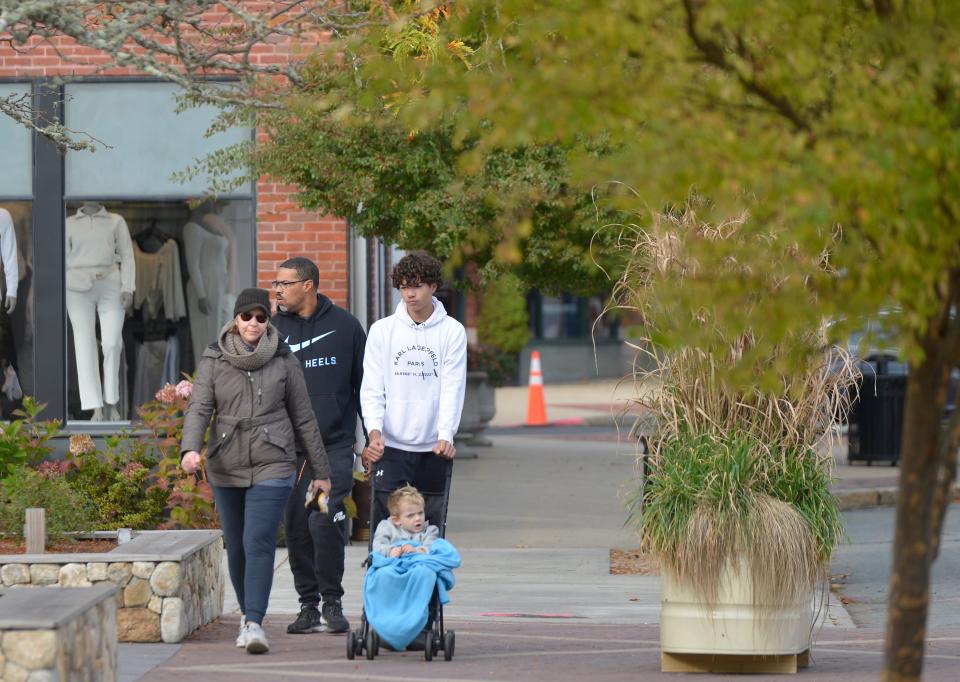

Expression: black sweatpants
xmin=370 ymin=445 xmax=449 ymax=535
xmin=284 ymin=444 xmax=355 ymax=607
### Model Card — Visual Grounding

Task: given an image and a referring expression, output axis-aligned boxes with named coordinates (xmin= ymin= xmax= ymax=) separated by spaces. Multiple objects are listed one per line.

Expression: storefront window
xmin=60 ymin=81 xmax=254 ymax=423
xmin=64 ymin=82 xmax=250 ymax=198
xmin=0 ymin=202 xmax=33 ymax=419
xmin=0 ymin=84 xmax=32 ymax=197
xmin=63 ymin=199 xmax=254 ymax=422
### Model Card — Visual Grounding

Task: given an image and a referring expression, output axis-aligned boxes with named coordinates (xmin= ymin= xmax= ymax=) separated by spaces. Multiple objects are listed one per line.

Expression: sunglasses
xmin=239 ymin=311 xmax=268 ymax=324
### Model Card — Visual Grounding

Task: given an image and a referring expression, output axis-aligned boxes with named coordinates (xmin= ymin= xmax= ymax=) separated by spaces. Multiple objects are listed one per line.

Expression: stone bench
xmin=0 ymin=584 xmax=118 ymax=681
xmin=0 ymin=530 xmax=223 ymax=643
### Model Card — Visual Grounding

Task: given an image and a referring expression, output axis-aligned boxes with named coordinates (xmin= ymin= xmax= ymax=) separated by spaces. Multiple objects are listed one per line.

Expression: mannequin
xmin=0 ymin=208 xmax=18 ymax=314
xmin=184 ymin=201 xmax=237 ymax=365
xmin=65 ymin=201 xmax=136 ymax=421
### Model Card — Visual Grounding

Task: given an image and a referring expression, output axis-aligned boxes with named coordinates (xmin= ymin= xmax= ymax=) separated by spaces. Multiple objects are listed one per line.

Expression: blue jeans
xmin=212 ymin=474 xmax=294 ymax=625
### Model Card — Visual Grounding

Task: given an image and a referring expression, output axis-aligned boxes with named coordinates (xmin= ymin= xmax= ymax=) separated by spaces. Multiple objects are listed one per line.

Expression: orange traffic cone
xmin=526 ymin=350 xmax=548 ymax=426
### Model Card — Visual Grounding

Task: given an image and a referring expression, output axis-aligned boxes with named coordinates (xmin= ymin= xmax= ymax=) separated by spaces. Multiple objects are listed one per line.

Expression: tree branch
xmin=681 ymin=0 xmax=813 ymax=135
xmin=0 ymin=0 xmax=382 ymax=147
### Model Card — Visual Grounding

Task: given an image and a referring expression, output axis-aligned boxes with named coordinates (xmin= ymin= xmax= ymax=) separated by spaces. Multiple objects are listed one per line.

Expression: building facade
xmin=0 ymin=15 xmax=628 ymax=428
xmin=0 ymin=26 xmax=372 ymax=425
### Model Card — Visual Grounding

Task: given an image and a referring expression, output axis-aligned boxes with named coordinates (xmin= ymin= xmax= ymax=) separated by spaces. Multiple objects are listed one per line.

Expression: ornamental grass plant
xmin=616 ymin=197 xmax=860 ymax=608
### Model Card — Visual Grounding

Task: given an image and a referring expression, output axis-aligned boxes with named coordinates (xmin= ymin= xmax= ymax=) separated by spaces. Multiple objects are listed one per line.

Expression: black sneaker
xmin=321 ymin=600 xmax=350 ymax=633
xmin=286 ymin=605 xmax=324 ymax=634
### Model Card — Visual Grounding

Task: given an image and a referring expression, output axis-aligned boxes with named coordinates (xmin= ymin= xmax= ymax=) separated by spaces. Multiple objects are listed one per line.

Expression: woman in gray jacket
xmin=181 ymin=288 xmax=331 ymax=655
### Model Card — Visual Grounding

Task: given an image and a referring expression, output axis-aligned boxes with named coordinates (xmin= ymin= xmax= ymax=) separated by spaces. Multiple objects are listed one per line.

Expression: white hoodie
xmin=361 ymin=298 xmax=467 ymax=451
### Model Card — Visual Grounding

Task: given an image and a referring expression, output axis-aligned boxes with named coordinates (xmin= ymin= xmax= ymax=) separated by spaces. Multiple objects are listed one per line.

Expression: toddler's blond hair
xmin=387 ymin=485 xmax=425 ymax=517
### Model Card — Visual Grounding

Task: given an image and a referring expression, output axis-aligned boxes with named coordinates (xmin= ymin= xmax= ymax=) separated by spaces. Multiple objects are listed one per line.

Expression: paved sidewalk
xmin=491 ymin=379 xmax=902 ymax=507
xmin=134 ymin=617 xmax=960 ymax=681
xmin=125 ymin=379 xmax=919 ymax=680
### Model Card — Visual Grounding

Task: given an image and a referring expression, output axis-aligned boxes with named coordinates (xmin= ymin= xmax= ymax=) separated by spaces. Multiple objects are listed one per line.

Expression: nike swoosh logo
xmin=285 ymin=330 xmax=336 ymax=353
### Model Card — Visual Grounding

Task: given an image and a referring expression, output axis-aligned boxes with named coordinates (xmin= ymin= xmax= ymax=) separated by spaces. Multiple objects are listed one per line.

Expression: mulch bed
xmin=0 ymin=538 xmax=117 ymax=555
xmin=609 ymin=548 xmax=660 ymax=575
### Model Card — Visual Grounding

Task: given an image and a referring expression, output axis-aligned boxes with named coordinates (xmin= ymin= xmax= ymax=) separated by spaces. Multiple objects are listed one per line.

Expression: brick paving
xmin=141 ymin=617 xmax=960 ymax=681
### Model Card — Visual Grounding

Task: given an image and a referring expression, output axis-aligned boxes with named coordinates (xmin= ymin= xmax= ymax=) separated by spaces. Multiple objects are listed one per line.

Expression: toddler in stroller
xmin=347 ymin=474 xmax=460 ymax=661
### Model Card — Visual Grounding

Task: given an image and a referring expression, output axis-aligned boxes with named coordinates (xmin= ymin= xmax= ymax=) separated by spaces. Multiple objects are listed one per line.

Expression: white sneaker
xmin=235 ymin=616 xmax=248 ymax=648
xmin=244 ymin=621 xmax=269 ymax=654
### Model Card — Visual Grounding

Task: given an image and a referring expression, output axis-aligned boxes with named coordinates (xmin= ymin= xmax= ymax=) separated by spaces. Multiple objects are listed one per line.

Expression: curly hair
xmin=387 ymin=484 xmax=425 ymax=517
xmin=391 ymin=252 xmax=443 ymax=289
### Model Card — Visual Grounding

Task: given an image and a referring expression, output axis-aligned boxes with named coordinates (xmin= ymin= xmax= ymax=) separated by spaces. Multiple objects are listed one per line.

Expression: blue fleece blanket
xmin=363 ymin=539 xmax=460 ymax=651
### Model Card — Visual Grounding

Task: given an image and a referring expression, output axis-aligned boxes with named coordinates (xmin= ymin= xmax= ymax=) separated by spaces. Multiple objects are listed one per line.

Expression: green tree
xmin=1 ymin=1 xmax=624 ymax=292
xmin=349 ymin=2 xmax=960 ymax=678
xmin=477 ymin=273 xmax=530 ymax=353
xmin=252 ymin=4 xmax=622 ymax=293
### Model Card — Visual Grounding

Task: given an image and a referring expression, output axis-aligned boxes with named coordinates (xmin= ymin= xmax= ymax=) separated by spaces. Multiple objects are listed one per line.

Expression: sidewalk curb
xmin=834 ymin=487 xmax=898 ymax=511
xmin=494 ymin=414 xmax=636 ymax=429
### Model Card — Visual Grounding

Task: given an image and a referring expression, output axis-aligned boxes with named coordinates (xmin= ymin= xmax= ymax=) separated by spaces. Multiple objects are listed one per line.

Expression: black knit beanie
xmin=233 ymin=288 xmax=271 ymax=317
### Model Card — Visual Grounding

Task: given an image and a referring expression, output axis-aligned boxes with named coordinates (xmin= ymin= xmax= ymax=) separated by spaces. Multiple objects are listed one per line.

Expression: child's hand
xmin=415 ymin=546 xmax=428 ymax=554
xmin=400 ymin=544 xmax=416 ymax=555
xmin=389 ymin=547 xmax=402 ymax=558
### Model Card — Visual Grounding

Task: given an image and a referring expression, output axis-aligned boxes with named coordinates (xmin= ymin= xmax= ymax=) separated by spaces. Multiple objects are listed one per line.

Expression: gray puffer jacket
xmin=181 ymin=335 xmax=331 ymax=487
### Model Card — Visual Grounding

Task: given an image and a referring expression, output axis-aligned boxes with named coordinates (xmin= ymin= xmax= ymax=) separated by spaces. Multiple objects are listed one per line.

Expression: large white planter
xmin=660 ymin=563 xmax=813 ymax=673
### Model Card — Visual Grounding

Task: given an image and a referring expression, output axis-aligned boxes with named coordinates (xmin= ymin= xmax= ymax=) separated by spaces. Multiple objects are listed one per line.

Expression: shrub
xmin=137 ymin=380 xmax=218 ymax=529
xmin=618 ymin=201 xmax=859 ymax=607
xmin=66 ymin=433 xmax=169 ymax=530
xmin=467 ymin=344 xmax=518 ymax=387
xmin=0 ymin=466 xmax=98 ymax=541
xmin=0 ymin=397 xmax=61 ymax=479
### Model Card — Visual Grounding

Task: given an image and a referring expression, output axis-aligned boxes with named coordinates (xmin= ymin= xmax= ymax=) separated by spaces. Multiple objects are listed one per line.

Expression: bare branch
xmin=0 ymin=0 xmax=384 ymax=147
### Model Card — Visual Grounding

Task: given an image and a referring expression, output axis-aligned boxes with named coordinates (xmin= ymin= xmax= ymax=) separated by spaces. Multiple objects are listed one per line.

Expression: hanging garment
xmin=133 ymin=240 xmax=187 ymax=321
xmin=184 ymin=221 xmax=229 ymax=366
xmin=132 ymin=340 xmax=168 ymax=408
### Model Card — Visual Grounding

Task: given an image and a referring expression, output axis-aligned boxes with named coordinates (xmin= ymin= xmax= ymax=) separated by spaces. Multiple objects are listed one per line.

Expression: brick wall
xmin=0 ymin=17 xmax=350 ymax=307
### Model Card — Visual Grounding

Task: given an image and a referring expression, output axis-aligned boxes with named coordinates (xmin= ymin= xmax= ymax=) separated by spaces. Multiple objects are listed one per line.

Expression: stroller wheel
xmin=365 ymin=629 xmax=377 ymax=660
xmin=346 ymin=630 xmax=356 ymax=660
xmin=424 ymin=630 xmax=435 ymax=661
xmin=443 ymin=630 xmax=455 ymax=661
xmin=372 ymin=630 xmax=380 ymax=656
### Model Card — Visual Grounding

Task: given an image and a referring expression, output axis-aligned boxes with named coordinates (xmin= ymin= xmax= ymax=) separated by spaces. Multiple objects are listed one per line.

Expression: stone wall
xmin=0 ymin=584 xmax=118 ymax=682
xmin=0 ymin=530 xmax=223 ymax=644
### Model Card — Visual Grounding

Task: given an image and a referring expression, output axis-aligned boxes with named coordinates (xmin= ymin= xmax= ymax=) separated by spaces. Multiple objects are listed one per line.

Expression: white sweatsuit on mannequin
xmin=0 ymin=208 xmax=19 ymax=300
xmin=65 ymin=206 xmax=135 ymax=411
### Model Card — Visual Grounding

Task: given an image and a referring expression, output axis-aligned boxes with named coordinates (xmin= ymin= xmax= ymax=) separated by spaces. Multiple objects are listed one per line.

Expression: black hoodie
xmin=272 ymin=294 xmax=366 ymax=451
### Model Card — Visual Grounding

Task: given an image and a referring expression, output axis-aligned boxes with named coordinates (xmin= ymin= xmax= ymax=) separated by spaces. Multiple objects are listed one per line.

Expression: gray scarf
xmin=218 ymin=320 xmax=279 ymax=371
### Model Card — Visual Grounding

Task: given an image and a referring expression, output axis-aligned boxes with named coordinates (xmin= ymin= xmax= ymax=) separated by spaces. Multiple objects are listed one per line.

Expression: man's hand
xmin=364 ymin=430 xmax=385 ymax=469
xmin=121 ymin=291 xmax=133 ymax=314
xmin=181 ymin=451 xmax=202 ymax=474
xmin=4 ymin=296 xmax=15 ymax=314
xmin=311 ymin=478 xmax=331 ymax=497
xmin=432 ymin=439 xmax=456 ymax=460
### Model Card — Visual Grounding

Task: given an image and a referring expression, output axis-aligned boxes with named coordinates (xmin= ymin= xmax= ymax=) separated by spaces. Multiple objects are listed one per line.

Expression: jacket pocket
xmin=207 ymin=419 xmax=238 ymax=459
xmin=257 ymin=421 xmax=296 ymax=466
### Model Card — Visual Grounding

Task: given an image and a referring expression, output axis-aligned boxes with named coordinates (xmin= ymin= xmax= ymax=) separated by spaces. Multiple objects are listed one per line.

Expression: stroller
xmin=346 ymin=459 xmax=456 ymax=662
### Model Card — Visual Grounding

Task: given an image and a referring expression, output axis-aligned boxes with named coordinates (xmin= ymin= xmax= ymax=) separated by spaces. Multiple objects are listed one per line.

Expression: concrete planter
xmin=455 ymin=371 xmax=496 ymax=452
xmin=660 ymin=562 xmax=813 ymax=673
xmin=0 ymin=530 xmax=223 ymax=644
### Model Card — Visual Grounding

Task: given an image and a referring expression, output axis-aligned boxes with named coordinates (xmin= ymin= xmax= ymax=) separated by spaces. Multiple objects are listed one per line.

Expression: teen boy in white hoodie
xmin=360 ymin=252 xmax=467 ymax=505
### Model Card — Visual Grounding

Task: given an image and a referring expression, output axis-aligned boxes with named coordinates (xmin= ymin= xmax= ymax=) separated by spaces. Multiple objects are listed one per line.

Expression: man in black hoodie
xmin=272 ymin=257 xmax=366 ymax=635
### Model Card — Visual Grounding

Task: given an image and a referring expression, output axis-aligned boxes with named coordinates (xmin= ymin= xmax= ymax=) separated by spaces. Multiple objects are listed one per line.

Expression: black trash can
xmin=847 ymin=354 xmax=907 ymax=465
